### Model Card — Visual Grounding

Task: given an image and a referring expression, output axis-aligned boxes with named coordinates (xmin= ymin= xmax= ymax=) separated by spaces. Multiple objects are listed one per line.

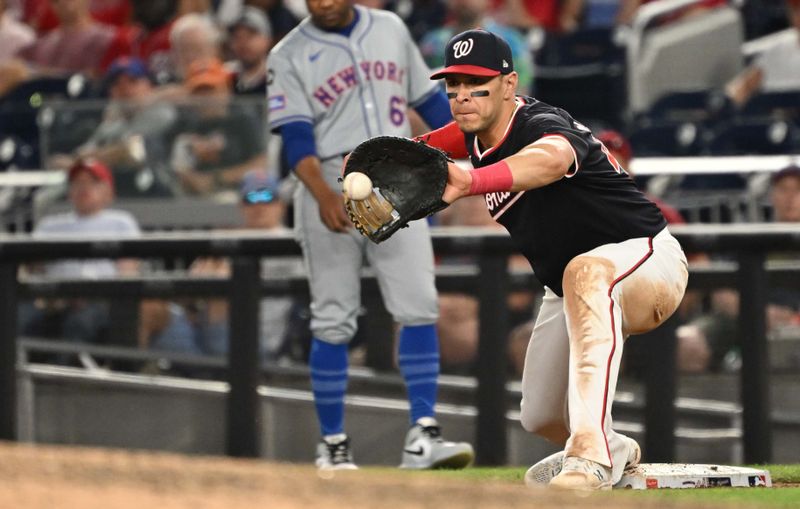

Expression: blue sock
xmin=309 ymin=338 xmax=349 ymax=436
xmin=398 ymin=324 xmax=440 ymax=425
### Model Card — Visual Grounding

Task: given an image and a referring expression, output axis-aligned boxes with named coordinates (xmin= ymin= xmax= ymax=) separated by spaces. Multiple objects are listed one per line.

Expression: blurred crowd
xmin=2 ymin=0 xmax=799 ymax=377
xmin=0 ymin=0 xmax=797 ymax=176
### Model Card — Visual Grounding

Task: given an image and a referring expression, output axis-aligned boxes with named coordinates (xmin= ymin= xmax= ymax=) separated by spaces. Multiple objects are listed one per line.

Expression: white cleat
xmin=529 ymin=436 xmax=641 ymax=490
xmin=315 ymin=433 xmax=359 ymax=470
xmin=621 ymin=435 xmax=642 ymax=471
xmin=524 ymin=450 xmax=564 ymax=487
xmin=549 ymin=456 xmax=613 ymax=491
xmin=399 ymin=417 xmax=474 ymax=469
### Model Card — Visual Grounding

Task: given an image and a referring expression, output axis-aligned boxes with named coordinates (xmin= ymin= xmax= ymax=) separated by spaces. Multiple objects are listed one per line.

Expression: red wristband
xmin=468 ymin=160 xmax=513 ymax=195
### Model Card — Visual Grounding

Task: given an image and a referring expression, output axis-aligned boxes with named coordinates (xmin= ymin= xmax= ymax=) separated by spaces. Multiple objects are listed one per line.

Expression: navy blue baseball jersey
xmin=466 ymin=96 xmax=667 ymax=296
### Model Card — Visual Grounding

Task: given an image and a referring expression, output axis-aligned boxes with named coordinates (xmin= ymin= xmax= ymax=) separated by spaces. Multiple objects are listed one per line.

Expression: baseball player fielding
xmin=343 ymin=172 xmax=373 ymax=200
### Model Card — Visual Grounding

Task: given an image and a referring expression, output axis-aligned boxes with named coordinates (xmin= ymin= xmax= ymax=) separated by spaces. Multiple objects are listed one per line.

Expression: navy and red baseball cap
xmin=430 ymin=29 xmax=514 ymax=80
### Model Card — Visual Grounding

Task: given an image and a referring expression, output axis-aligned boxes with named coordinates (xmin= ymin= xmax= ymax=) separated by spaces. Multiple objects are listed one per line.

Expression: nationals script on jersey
xmin=266 ymin=6 xmax=439 ymax=158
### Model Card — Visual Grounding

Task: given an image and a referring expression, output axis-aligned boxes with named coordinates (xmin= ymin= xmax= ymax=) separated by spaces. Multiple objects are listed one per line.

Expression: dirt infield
xmin=0 ymin=442 xmax=737 ymax=509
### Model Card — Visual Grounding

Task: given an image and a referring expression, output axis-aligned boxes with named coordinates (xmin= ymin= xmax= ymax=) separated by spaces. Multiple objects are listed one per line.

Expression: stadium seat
xmin=643 ymin=90 xmax=731 ymax=123
xmin=0 ymin=135 xmax=39 ymax=170
xmin=707 ymin=119 xmax=800 ymax=155
xmin=741 ymin=91 xmax=800 ymax=119
xmin=536 ymin=28 xmax=624 ymax=67
xmin=677 ymin=173 xmax=748 ymax=192
xmin=0 ymin=74 xmax=93 ymax=167
xmin=628 ymin=121 xmax=710 ymax=156
xmin=41 ymin=103 xmax=105 ymax=155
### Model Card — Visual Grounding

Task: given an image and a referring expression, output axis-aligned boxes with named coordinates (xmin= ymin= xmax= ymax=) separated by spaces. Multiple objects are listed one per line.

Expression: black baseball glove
xmin=341 ymin=136 xmax=450 ymax=243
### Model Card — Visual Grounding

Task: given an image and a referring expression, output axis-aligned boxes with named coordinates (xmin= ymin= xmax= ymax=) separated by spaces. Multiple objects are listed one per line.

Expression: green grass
xmin=400 ymin=465 xmax=800 ymax=507
xmin=762 ymin=464 xmax=800 ymax=483
xmin=621 ymin=485 xmax=800 ymax=508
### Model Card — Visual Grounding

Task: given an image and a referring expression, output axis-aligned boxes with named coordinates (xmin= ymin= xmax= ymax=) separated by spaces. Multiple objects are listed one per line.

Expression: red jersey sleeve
xmin=415 ymin=121 xmax=469 ymax=159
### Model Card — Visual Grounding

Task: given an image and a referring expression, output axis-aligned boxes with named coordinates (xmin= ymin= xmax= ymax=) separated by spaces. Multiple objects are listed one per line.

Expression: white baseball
xmin=343 ymin=172 xmax=373 ymax=200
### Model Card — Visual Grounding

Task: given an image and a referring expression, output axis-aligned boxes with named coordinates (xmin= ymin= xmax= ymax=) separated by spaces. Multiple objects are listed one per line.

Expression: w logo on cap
xmin=429 ymin=29 xmax=515 ymax=80
xmin=453 ymin=38 xmax=474 ymax=59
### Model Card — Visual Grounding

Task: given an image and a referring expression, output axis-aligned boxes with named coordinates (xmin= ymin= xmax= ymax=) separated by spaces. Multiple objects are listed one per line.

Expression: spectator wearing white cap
xmin=225 ymin=5 xmax=273 ymax=95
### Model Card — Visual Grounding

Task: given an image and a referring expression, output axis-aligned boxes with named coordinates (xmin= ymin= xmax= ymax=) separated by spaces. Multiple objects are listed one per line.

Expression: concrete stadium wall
xmin=20 ymin=365 xmax=799 ymax=466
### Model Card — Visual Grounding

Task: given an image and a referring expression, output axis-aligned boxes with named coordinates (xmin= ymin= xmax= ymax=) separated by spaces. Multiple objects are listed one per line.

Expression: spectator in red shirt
xmin=19 ymin=0 xmax=121 ymax=76
xmin=102 ymin=0 xmax=216 ymax=85
xmin=23 ymin=0 xmax=131 ymax=34
xmin=498 ymin=0 xmax=574 ymax=32
xmin=103 ymin=0 xmax=179 ymax=83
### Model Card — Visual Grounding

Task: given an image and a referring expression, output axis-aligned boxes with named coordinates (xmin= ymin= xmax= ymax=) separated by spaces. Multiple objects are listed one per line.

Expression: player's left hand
xmin=442 ymin=161 xmax=472 ymax=204
xmin=318 ymin=187 xmax=351 ymax=232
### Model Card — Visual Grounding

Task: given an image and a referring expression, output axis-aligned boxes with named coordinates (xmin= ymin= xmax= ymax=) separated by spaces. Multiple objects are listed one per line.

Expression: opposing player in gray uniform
xmin=266 ymin=0 xmax=474 ymax=470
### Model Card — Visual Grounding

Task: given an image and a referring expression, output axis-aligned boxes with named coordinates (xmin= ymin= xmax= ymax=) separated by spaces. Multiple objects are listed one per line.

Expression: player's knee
xmin=519 ymin=406 xmax=538 ymax=433
xmin=562 ymin=256 xmax=615 ymax=296
xmin=311 ymin=322 xmax=358 ymax=345
xmin=390 ymin=298 xmax=439 ymax=325
xmin=520 ymin=410 xmax=569 ymax=444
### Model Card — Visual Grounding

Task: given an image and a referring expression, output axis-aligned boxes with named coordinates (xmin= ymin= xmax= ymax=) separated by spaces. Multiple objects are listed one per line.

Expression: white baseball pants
xmin=519 ymin=227 xmax=688 ymax=482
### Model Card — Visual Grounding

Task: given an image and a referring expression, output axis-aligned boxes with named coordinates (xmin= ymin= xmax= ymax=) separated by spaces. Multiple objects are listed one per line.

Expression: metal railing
xmin=0 ymin=224 xmax=799 ymax=464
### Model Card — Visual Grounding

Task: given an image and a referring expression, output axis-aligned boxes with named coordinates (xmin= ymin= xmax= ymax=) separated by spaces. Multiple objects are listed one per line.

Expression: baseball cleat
xmin=621 ymin=435 xmax=642 ymax=470
xmin=548 ymin=456 xmax=612 ymax=491
xmin=524 ymin=450 xmax=564 ymax=487
xmin=316 ymin=433 xmax=358 ymax=470
xmin=526 ymin=435 xmax=640 ymax=488
xmin=399 ymin=417 xmax=474 ymax=469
